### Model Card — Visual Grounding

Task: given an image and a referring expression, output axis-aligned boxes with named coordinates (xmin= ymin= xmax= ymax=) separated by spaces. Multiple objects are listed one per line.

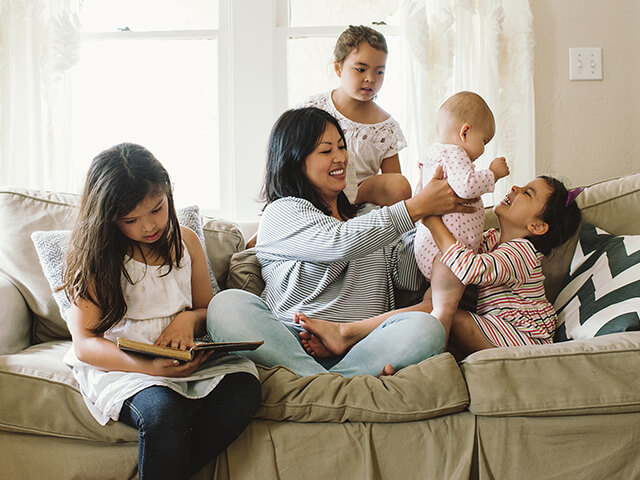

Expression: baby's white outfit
xmin=414 ymin=143 xmax=496 ymax=279
xmin=302 ymin=91 xmax=407 ymax=202
xmin=65 ymin=245 xmax=258 ymax=425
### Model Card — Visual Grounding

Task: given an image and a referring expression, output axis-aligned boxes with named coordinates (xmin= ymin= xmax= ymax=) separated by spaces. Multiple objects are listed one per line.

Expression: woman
xmin=206 ymin=107 xmax=474 ymax=377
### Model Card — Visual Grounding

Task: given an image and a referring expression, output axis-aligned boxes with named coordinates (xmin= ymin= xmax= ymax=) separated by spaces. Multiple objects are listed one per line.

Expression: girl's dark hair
xmin=262 ymin=107 xmax=359 ymax=220
xmin=334 ymin=25 xmax=387 ymax=65
xmin=525 ymin=175 xmax=582 ymax=255
xmin=62 ymin=143 xmax=182 ymax=334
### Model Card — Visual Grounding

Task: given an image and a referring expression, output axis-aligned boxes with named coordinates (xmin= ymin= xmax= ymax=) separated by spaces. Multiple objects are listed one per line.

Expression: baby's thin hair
xmin=62 ymin=143 xmax=182 ymax=334
xmin=526 ymin=175 xmax=582 ymax=255
xmin=334 ymin=25 xmax=387 ymax=65
xmin=439 ymin=91 xmax=495 ymax=132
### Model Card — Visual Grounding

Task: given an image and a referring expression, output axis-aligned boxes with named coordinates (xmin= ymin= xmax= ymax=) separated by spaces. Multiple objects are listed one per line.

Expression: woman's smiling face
xmin=303 ymin=122 xmax=348 ymax=204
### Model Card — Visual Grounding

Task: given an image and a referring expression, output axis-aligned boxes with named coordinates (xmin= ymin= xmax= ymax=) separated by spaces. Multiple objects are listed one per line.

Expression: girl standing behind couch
xmin=302 ymin=24 xmax=411 ymax=206
xmin=62 ymin=143 xmax=260 ymax=480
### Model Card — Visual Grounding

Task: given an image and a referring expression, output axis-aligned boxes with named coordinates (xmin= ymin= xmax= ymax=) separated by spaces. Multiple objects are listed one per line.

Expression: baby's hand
xmin=489 ymin=157 xmax=509 ymax=181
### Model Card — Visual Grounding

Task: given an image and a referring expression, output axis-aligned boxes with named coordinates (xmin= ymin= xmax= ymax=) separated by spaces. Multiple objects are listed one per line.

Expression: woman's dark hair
xmin=262 ymin=107 xmax=360 ymax=220
xmin=525 ymin=175 xmax=582 ymax=255
xmin=62 ymin=143 xmax=182 ymax=334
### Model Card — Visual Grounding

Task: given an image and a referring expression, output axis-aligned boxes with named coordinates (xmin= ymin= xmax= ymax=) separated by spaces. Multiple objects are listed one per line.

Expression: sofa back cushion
xmin=0 ymin=189 xmax=80 ymax=342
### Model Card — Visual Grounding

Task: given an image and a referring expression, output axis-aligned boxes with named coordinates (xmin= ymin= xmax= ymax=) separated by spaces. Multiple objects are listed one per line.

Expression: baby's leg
xmin=430 ymin=255 xmax=466 ymax=343
xmin=354 ymin=173 xmax=411 ymax=206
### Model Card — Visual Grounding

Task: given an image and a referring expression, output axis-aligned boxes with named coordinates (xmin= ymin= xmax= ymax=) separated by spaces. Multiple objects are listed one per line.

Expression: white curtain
xmin=400 ymin=0 xmax=535 ymax=202
xmin=0 ymin=0 xmax=81 ymax=191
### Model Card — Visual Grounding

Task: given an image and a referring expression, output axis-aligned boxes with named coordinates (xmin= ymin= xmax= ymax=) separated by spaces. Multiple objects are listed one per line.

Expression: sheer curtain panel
xmin=0 ymin=0 xmax=81 ymax=191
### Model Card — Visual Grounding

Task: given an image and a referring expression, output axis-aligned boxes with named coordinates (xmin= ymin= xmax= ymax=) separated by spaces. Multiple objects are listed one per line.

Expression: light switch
xmin=569 ymin=47 xmax=603 ymax=80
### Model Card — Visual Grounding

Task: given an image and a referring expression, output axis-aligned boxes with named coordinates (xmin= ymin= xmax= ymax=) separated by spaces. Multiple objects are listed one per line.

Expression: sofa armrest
xmin=0 ymin=274 xmax=32 ymax=354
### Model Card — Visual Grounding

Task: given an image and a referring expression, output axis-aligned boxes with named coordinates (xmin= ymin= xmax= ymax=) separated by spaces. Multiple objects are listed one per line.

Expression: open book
xmin=117 ymin=337 xmax=264 ymax=362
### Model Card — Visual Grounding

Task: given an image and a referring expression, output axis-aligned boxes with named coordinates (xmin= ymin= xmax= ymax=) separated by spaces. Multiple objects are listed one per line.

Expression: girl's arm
xmin=154 ymin=226 xmax=214 ymax=349
xmin=69 ymin=295 xmax=211 ymax=377
xmin=380 ymin=154 xmax=401 ymax=174
xmin=424 ymin=216 xmax=538 ymax=287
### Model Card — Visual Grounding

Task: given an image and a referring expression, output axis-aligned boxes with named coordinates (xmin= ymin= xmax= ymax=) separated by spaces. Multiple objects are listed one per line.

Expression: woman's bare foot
xmin=299 ymin=330 xmax=333 ymax=358
xmin=293 ymin=312 xmax=359 ymax=357
xmin=377 ymin=364 xmax=395 ymax=377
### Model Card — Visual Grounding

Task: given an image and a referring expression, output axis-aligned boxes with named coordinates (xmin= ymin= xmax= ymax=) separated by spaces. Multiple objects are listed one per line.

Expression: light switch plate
xmin=569 ymin=47 xmax=603 ymax=80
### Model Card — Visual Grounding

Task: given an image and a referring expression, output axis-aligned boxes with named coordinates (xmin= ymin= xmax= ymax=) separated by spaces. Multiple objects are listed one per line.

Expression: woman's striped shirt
xmin=440 ymin=228 xmax=557 ymax=345
xmin=256 ymin=197 xmax=424 ymax=326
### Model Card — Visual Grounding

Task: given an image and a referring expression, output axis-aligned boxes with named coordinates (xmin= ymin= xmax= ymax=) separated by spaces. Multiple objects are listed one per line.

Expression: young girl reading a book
xmin=62 ymin=143 xmax=260 ymax=479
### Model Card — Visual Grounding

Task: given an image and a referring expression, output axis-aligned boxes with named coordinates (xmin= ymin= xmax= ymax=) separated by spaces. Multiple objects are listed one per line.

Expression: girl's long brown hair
xmin=62 ymin=143 xmax=182 ymax=334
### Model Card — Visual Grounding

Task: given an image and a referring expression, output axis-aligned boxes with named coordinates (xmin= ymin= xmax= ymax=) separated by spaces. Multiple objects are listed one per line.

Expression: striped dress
xmin=440 ymin=228 xmax=556 ymax=347
xmin=256 ymin=198 xmax=424 ymax=327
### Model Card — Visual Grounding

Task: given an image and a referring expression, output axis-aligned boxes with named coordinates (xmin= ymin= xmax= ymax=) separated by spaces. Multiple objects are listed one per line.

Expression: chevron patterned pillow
xmin=554 ymin=223 xmax=640 ymax=341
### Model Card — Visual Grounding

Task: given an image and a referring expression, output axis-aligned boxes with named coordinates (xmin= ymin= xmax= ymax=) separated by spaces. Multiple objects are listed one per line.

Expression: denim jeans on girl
xmin=119 ymin=372 xmax=260 ymax=480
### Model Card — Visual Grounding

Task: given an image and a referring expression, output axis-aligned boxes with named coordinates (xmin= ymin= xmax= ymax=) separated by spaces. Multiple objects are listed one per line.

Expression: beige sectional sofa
xmin=1 ymin=173 xmax=639 ymax=480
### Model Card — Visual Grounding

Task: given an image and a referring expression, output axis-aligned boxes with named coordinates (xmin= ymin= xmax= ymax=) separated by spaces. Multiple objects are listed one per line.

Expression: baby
xmin=414 ymin=91 xmax=509 ymax=279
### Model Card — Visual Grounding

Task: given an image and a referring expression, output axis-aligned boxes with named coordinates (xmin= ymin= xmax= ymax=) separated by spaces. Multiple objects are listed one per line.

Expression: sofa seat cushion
xmin=461 ymin=331 xmax=640 ymax=416
xmin=255 ymin=352 xmax=469 ymax=423
xmin=0 ymin=341 xmax=138 ymax=442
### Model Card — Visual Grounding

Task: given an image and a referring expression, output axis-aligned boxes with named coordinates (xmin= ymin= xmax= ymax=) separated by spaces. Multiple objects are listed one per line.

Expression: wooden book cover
xmin=117 ymin=337 xmax=263 ymax=362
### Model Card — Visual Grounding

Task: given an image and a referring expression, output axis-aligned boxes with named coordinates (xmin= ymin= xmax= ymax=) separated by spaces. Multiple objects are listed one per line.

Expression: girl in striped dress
xmin=425 ymin=176 xmax=583 ymax=356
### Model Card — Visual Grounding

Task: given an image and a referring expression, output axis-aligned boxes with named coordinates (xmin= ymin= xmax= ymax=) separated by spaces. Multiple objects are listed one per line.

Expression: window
xmin=70 ymin=0 xmax=221 ymax=213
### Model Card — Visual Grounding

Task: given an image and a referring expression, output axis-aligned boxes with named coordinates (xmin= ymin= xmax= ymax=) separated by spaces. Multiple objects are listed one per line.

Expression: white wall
xmin=532 ymin=0 xmax=639 ymax=187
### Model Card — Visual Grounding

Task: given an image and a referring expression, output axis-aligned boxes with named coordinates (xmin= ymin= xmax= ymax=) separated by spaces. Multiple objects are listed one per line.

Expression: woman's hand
xmin=154 ymin=310 xmax=199 ymax=350
xmin=405 ymin=166 xmax=476 ymax=222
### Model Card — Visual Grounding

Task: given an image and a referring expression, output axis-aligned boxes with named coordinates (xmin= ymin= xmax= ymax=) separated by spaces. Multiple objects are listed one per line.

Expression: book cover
xmin=117 ymin=337 xmax=263 ymax=362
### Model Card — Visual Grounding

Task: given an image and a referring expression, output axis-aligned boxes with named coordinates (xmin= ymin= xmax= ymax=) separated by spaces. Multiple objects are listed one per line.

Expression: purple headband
xmin=565 ymin=187 xmax=584 ymax=206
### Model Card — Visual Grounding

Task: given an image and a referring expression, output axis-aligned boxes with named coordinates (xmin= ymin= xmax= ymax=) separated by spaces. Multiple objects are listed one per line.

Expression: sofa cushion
xmin=554 ymin=223 xmax=640 ymax=341
xmin=255 ymin=353 xmax=469 ymax=423
xmin=461 ymin=331 xmax=640 ymax=416
xmin=0 ymin=341 xmax=138 ymax=442
xmin=0 ymin=189 xmax=80 ymax=342
xmin=226 ymin=248 xmax=264 ymax=295
xmin=202 ymin=216 xmax=246 ymax=290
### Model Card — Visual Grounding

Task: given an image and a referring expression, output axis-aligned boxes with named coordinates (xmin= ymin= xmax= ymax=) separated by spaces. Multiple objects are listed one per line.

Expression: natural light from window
xmin=70 ymin=0 xmax=220 ymax=212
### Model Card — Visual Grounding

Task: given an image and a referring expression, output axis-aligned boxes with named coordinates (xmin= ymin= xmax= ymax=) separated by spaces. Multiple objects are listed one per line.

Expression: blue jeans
xmin=207 ymin=289 xmax=445 ymax=377
xmin=118 ymin=372 xmax=260 ymax=480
